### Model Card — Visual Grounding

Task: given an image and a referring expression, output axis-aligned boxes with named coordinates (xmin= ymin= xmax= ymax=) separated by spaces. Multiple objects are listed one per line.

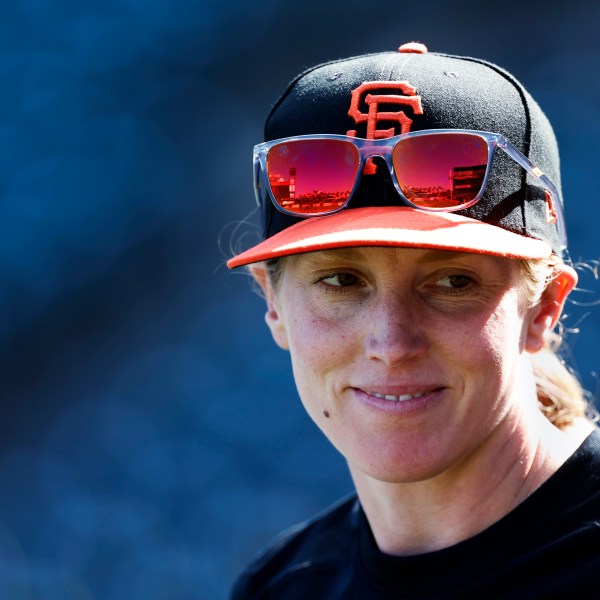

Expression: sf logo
xmin=347 ymin=81 xmax=423 ymax=139
xmin=347 ymin=81 xmax=423 ymax=174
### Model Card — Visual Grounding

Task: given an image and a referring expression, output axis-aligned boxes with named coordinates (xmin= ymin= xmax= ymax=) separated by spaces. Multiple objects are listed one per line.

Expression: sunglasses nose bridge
xmin=358 ymin=142 xmax=393 ymax=160
xmin=357 ymin=144 xmax=395 ymax=177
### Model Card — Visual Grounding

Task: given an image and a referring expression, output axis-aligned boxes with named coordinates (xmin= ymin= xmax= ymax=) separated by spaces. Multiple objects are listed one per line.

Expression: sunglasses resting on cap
xmin=253 ymin=129 xmax=566 ymax=250
xmin=228 ymin=43 xmax=567 ymax=268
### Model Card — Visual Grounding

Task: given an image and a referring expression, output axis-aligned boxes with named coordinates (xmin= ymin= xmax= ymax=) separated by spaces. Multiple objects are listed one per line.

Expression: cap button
xmin=398 ymin=42 xmax=428 ymax=54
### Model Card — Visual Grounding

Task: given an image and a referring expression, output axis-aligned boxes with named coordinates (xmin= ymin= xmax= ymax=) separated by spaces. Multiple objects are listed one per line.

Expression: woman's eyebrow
xmin=304 ymin=248 xmax=367 ymax=263
xmin=418 ymin=250 xmax=475 ymax=263
xmin=298 ymin=248 xmax=501 ymax=269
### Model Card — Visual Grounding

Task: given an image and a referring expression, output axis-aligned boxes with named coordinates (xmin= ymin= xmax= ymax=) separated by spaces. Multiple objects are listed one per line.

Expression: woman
xmin=228 ymin=42 xmax=600 ymax=598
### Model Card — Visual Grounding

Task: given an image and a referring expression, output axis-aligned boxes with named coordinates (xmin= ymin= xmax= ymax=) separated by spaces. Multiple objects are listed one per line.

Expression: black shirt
xmin=232 ymin=429 xmax=600 ymax=599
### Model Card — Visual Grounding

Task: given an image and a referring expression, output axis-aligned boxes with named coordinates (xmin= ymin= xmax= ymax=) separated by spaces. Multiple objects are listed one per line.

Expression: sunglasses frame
xmin=253 ymin=129 xmax=566 ymax=251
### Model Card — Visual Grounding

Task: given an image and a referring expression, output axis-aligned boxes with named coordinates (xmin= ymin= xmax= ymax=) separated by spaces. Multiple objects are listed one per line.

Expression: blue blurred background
xmin=0 ymin=1 xmax=598 ymax=598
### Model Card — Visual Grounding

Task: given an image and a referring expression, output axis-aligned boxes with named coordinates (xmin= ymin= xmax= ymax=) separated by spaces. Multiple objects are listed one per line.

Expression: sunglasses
xmin=253 ymin=129 xmax=566 ymax=250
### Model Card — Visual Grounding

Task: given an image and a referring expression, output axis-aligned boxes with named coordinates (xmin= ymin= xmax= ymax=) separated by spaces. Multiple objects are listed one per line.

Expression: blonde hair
xmin=519 ymin=257 xmax=596 ymax=430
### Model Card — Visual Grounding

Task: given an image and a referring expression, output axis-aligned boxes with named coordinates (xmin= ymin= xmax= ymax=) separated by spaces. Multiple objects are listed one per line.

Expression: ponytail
xmin=520 ymin=259 xmax=597 ymax=430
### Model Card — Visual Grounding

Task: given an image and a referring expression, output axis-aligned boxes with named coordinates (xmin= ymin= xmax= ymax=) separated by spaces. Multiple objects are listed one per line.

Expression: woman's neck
xmin=349 ymin=413 xmax=593 ymax=556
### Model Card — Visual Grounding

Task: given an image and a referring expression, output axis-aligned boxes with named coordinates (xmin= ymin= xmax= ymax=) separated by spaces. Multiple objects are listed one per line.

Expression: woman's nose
xmin=365 ymin=295 xmax=428 ymax=366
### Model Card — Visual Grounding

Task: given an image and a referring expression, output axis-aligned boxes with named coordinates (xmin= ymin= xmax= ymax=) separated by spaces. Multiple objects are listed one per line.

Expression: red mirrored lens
xmin=266 ymin=139 xmax=359 ymax=214
xmin=392 ymin=133 xmax=488 ymax=208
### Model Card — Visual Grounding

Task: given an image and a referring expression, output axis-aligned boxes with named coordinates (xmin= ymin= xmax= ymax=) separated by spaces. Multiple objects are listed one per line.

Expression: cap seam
xmin=263 ymin=52 xmax=397 ymax=139
xmin=436 ymin=52 xmax=532 ymax=238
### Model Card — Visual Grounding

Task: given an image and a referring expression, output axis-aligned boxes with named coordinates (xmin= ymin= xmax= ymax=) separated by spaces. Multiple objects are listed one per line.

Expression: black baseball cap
xmin=228 ymin=42 xmax=564 ymax=268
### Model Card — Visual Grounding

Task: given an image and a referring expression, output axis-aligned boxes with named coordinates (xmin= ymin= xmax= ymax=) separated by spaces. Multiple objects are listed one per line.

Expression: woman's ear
xmin=525 ymin=264 xmax=578 ymax=353
xmin=249 ymin=264 xmax=289 ymax=350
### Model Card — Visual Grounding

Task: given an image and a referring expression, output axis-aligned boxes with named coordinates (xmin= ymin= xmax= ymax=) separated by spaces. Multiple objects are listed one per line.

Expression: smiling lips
xmin=364 ymin=390 xmax=429 ymax=403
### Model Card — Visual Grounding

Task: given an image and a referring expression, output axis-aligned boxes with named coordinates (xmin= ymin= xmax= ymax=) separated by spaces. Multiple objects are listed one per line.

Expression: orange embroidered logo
xmin=347 ymin=81 xmax=424 ymax=139
xmin=545 ymin=189 xmax=558 ymax=224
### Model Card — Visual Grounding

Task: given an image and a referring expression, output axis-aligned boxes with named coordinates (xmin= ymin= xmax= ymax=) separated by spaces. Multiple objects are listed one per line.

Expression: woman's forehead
xmin=286 ymin=246 xmax=516 ymax=268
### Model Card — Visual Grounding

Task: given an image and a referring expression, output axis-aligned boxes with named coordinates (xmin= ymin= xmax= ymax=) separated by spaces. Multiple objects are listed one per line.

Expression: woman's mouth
xmin=365 ymin=390 xmax=427 ymax=402
xmin=352 ymin=386 xmax=447 ymax=414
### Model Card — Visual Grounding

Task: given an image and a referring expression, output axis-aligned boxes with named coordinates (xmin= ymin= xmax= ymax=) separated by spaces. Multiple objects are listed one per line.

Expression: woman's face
xmin=256 ymin=247 xmax=571 ymax=484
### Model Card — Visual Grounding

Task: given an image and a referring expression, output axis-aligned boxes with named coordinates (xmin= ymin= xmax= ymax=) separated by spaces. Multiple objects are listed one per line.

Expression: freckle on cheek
xmin=323 ymin=410 xmax=330 ymax=418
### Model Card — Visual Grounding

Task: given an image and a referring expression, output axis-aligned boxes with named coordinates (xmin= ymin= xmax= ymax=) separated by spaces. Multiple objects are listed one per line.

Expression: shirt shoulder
xmin=555 ymin=427 xmax=600 ymax=518
xmin=231 ymin=494 xmax=359 ymax=600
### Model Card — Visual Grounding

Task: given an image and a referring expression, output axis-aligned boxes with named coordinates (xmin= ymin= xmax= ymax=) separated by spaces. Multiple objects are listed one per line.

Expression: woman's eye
xmin=436 ymin=274 xmax=473 ymax=289
xmin=320 ymin=272 xmax=360 ymax=287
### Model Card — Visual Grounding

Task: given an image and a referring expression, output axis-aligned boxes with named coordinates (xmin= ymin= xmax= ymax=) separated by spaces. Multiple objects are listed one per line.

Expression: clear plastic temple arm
xmin=499 ymin=138 xmax=568 ymax=251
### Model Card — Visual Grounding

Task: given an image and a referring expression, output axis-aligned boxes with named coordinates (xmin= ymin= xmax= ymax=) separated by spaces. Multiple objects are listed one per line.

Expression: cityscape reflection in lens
xmin=267 ymin=139 xmax=358 ymax=213
xmin=393 ymin=133 xmax=488 ymax=207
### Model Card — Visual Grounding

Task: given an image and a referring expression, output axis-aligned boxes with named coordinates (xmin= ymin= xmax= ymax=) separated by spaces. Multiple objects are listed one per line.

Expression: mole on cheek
xmin=323 ymin=410 xmax=330 ymax=418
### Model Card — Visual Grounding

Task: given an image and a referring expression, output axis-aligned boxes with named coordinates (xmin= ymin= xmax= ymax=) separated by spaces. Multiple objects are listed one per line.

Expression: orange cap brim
xmin=227 ymin=207 xmax=552 ymax=268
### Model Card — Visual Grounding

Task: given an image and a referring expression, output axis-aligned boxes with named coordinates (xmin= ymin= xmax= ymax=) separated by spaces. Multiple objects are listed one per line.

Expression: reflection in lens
xmin=393 ymin=133 xmax=488 ymax=207
xmin=266 ymin=140 xmax=359 ymax=214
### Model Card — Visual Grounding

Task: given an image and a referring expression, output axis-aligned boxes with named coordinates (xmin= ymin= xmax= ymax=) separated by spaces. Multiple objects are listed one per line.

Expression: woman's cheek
xmin=287 ymin=313 xmax=356 ymax=418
